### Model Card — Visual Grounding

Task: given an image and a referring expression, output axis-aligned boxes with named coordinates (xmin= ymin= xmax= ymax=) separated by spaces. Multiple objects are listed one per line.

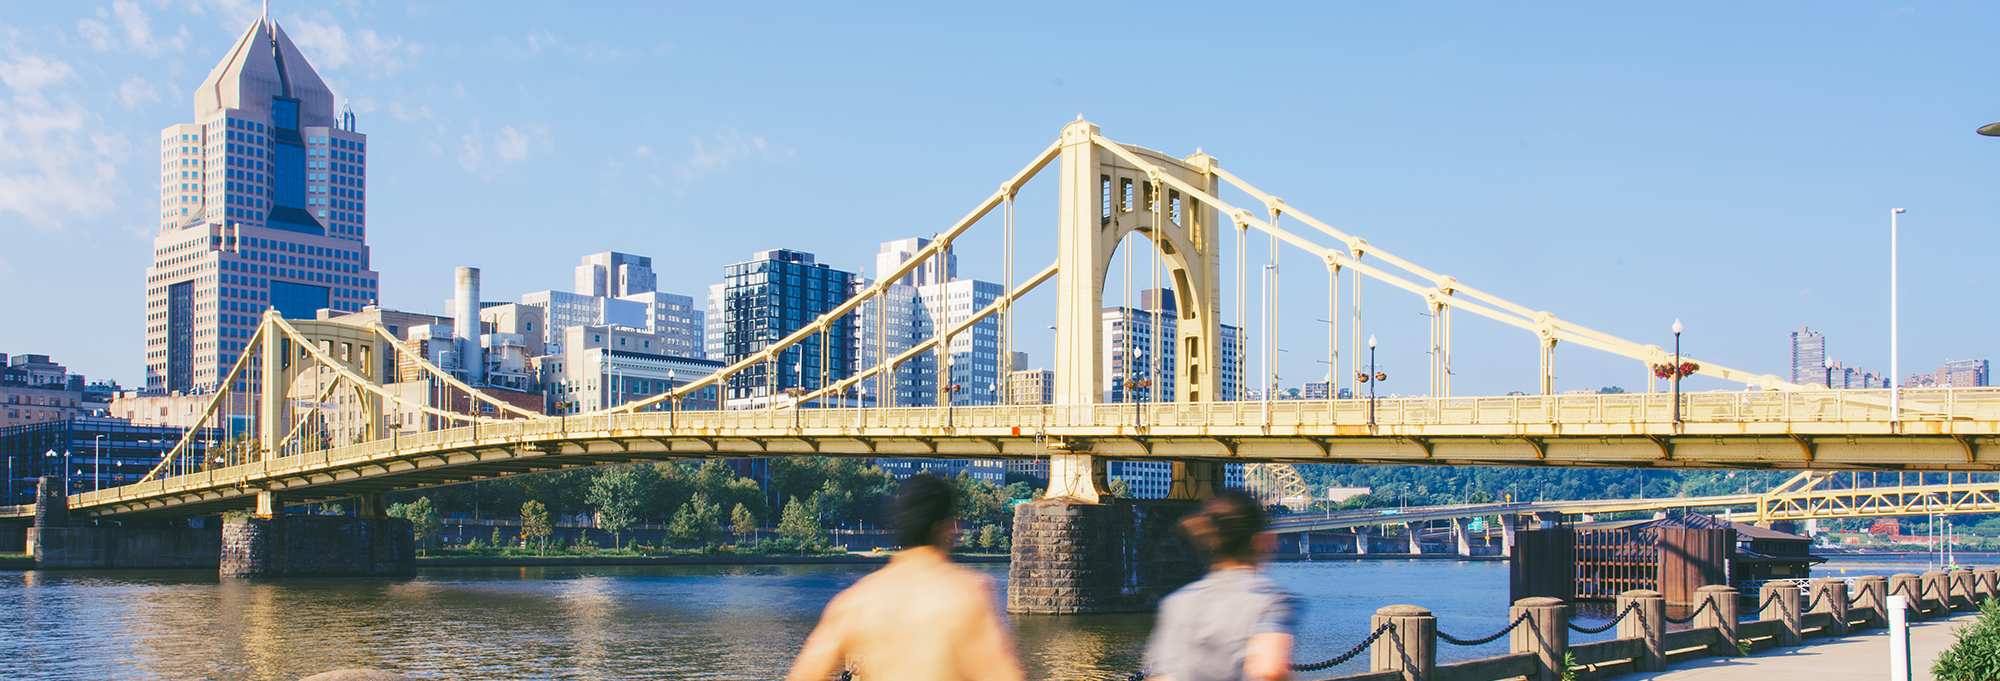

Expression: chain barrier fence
xmin=1567 ymin=600 xmax=1640 ymax=635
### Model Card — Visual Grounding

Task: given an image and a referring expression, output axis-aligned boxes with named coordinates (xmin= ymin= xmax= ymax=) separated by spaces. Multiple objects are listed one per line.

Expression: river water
xmin=0 ymin=557 xmax=1942 ymax=681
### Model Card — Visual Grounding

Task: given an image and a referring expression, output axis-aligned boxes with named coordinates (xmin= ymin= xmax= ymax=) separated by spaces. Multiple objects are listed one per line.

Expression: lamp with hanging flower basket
xmin=1122 ymin=378 xmax=1153 ymax=427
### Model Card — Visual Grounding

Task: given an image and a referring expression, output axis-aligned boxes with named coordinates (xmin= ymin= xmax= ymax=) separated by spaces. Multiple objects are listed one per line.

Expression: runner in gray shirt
xmin=1143 ymin=490 xmax=1302 ymax=681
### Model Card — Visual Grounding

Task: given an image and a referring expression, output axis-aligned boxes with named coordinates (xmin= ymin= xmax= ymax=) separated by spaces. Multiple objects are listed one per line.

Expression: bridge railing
xmin=56 ymin=387 xmax=2000 ymax=512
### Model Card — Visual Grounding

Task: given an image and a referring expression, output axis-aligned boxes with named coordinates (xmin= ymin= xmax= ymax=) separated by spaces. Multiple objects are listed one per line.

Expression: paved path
xmin=1623 ymin=614 xmax=1979 ymax=681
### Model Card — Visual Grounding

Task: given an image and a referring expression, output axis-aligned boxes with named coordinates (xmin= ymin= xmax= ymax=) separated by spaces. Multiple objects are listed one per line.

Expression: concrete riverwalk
xmin=1624 ymin=612 xmax=1980 ymax=681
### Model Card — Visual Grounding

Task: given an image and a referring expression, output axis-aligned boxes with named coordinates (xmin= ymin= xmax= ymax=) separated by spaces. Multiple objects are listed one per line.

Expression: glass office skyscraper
xmin=145 ymin=17 xmax=381 ymax=395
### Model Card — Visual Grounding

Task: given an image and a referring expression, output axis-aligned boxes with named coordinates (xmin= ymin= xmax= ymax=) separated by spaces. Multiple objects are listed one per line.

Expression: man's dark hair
xmin=895 ymin=472 xmax=957 ymax=548
xmin=1179 ymin=489 xmax=1268 ymax=561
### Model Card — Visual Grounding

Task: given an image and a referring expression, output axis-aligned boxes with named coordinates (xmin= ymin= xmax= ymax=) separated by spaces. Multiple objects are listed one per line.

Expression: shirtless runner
xmin=787 ymin=472 xmax=1027 ymax=681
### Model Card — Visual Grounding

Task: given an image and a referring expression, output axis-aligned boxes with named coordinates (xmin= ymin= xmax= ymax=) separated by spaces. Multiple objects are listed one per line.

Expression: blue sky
xmin=2 ymin=1 xmax=1996 ymax=397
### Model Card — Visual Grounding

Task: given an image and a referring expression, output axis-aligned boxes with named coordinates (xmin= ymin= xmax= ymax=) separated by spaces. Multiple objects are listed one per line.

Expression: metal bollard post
xmin=1891 ymin=574 xmax=1922 ymax=621
xmin=1617 ymin=589 xmax=1666 ymax=671
xmin=1510 ymin=597 xmax=1568 ymax=681
xmin=1693 ymin=585 xmax=1740 ymax=656
xmin=1921 ymin=571 xmax=1949 ymax=619
xmin=1888 ymin=594 xmax=1912 ymax=681
xmin=1811 ymin=578 xmax=1849 ymax=637
xmin=1855 ymin=575 xmax=1889 ymax=629
xmin=1371 ymin=605 xmax=1437 ymax=681
xmin=1760 ymin=582 xmax=1802 ymax=648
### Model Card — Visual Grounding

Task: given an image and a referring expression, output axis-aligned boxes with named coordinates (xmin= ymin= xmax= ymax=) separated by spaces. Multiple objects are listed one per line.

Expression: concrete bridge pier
xmin=1356 ymin=525 xmax=1370 ymax=554
xmin=1007 ymin=454 xmax=1206 ymax=614
xmin=1407 ymin=523 xmax=1422 ymax=555
xmin=221 ymin=491 xmax=415 ymax=578
xmin=1453 ymin=519 xmax=1473 ymax=557
xmin=1500 ymin=514 xmax=1517 ymax=557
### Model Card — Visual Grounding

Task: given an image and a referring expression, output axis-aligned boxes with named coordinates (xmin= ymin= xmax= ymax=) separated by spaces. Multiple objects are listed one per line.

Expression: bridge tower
xmin=1052 ymin=119 xmax=1223 ymax=407
xmin=256 ymin=312 xmax=386 ymax=459
xmin=1011 ymin=121 xmax=1223 ymax=615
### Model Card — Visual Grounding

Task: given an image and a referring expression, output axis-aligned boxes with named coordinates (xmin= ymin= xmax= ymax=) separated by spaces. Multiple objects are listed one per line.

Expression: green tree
xmin=1108 ymin=477 xmax=1133 ymax=499
xmin=587 ymin=467 xmax=644 ymax=549
xmin=521 ymin=500 xmax=552 ymax=556
xmin=668 ymin=493 xmax=722 ymax=546
xmin=809 ymin=480 xmax=852 ymax=529
xmin=778 ymin=496 xmax=824 ymax=551
xmin=977 ymin=524 xmax=1004 ymax=551
xmin=731 ymin=503 xmax=758 ymax=545
xmin=1598 ymin=386 xmax=1628 ymax=394
xmin=387 ymin=497 xmax=442 ymax=554
xmin=1934 ymin=598 xmax=2000 ymax=681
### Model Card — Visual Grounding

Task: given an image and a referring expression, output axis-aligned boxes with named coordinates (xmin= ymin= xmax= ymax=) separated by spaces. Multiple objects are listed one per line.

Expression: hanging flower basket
xmin=1652 ymin=361 xmax=1701 ymax=379
xmin=1123 ymin=378 xmax=1153 ymax=391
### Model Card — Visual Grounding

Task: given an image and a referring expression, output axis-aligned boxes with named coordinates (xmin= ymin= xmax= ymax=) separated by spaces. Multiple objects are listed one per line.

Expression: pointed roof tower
xmin=194 ymin=16 xmax=334 ymax=125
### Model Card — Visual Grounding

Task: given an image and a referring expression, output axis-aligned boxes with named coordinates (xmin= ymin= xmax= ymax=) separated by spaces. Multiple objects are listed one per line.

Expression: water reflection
xmin=1 ymin=558 xmax=1782 ymax=680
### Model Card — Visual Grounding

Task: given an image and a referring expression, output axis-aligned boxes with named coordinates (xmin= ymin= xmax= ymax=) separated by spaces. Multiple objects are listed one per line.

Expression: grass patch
xmin=0 ymin=552 xmax=30 ymax=560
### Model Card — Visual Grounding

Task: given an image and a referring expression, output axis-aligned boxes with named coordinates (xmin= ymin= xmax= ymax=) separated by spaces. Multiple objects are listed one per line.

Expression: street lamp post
xmin=859 ymin=386 xmax=869 ymax=429
xmin=1355 ymin=335 xmax=1390 ymax=427
xmin=1891 ymin=208 xmax=1906 ymax=427
xmin=667 ymin=369 xmax=678 ymax=432
xmin=94 ymin=434 xmax=105 ymax=492
xmin=1673 ymin=319 xmax=1684 ymax=424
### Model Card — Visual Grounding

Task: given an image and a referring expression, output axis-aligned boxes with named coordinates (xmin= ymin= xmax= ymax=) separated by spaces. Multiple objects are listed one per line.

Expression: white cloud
xmin=388 ymin=102 xmax=432 ymax=122
xmin=525 ymin=30 xmax=625 ymax=60
xmin=0 ymin=43 xmax=128 ymax=231
xmin=77 ymin=1 xmax=190 ymax=57
xmin=194 ymin=0 xmax=263 ymax=31
xmin=458 ymin=120 xmax=485 ymax=174
xmin=285 ymin=12 xmax=422 ymax=77
xmin=116 ymin=75 xmax=159 ymax=109
xmin=495 ymin=126 xmax=530 ymax=163
xmin=633 ymin=145 xmax=650 ymax=157
xmin=457 ymin=120 xmax=551 ymax=179
xmin=674 ymin=128 xmax=795 ymax=182
xmin=0 ymin=53 xmax=76 ymax=94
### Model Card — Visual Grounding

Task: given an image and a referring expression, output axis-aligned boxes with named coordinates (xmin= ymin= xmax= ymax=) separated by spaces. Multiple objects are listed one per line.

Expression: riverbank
xmin=415 ymin=553 xmax=1010 ymax=567
xmin=1272 ymin=553 xmax=1506 ymax=562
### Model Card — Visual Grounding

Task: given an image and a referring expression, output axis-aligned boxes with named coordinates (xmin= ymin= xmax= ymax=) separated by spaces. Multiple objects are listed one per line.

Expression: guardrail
xmin=1291 ymin=569 xmax=1996 ymax=681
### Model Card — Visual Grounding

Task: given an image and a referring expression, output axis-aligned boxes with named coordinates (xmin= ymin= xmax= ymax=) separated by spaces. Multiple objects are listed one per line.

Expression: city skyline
xmin=3 ymin=3 xmax=1998 ymax=398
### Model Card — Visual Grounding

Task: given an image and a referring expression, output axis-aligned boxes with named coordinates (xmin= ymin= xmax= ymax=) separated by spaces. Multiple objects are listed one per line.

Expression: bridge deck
xmin=19 ymin=390 xmax=2000 ymax=519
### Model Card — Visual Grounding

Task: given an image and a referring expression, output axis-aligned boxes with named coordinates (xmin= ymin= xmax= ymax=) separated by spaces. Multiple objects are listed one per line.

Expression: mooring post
xmin=1509 ymin=597 xmax=1568 ymax=681
xmin=1617 ymin=589 xmax=1665 ymax=672
xmin=1371 ymin=604 xmax=1436 ymax=681
xmin=1693 ymin=585 xmax=1739 ymax=656
xmin=1811 ymin=578 xmax=1849 ymax=637
xmin=1952 ymin=568 xmax=1975 ymax=611
xmin=1890 ymin=574 xmax=1922 ymax=621
xmin=1920 ymin=572 xmax=1949 ymax=619
xmin=1760 ymin=582 xmax=1802 ymax=648
xmin=1855 ymin=575 xmax=1889 ymax=629
xmin=1976 ymin=568 xmax=1999 ymax=606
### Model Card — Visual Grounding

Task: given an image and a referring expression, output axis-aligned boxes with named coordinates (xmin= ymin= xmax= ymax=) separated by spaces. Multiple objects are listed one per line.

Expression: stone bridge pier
xmin=22 ymin=479 xmax=413 ymax=576
xmin=220 ymin=491 xmax=415 ymax=577
xmin=1007 ymin=454 xmax=1212 ymax=614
